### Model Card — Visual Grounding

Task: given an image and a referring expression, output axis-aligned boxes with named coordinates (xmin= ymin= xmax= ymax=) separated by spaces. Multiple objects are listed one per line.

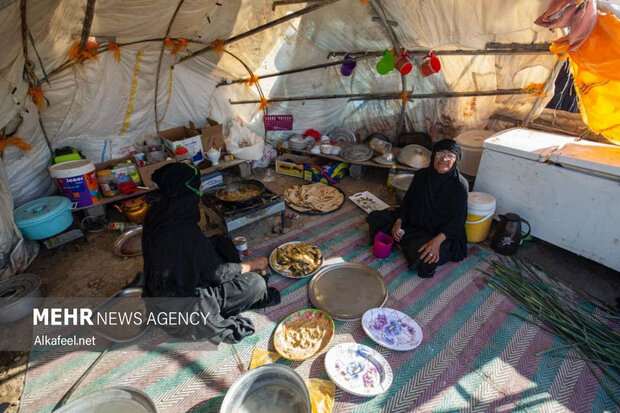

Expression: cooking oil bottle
xmin=387 ymin=165 xmax=397 ymax=189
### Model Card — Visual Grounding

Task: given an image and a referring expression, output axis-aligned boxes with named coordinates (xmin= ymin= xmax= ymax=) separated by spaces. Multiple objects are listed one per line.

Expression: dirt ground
xmin=1 ymin=166 xmax=618 ymax=411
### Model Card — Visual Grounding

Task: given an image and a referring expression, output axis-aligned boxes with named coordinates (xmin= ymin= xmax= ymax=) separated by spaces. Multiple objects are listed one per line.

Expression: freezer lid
xmin=482 ymin=128 xmax=577 ymax=162
xmin=548 ymin=142 xmax=620 ymax=177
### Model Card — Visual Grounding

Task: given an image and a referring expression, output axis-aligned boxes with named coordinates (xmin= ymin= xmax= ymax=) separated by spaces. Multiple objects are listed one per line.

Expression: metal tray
xmin=308 ymin=262 xmax=387 ymax=321
xmin=269 ymin=241 xmax=323 ymax=279
xmin=340 ymin=144 xmax=374 ymax=162
xmin=113 ymin=226 xmax=143 ymax=257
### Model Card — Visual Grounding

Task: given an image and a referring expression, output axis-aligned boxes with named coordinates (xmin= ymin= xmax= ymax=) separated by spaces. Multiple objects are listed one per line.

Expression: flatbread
xmin=284 ymin=183 xmax=344 ymax=213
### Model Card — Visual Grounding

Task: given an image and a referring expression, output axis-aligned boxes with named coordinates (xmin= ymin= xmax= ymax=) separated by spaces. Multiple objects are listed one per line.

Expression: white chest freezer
xmin=474 ymin=128 xmax=620 ymax=272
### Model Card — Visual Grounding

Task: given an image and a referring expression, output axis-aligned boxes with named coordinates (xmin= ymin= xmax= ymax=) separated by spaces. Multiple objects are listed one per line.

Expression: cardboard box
xmin=200 ymin=172 xmax=224 ymax=192
xmin=303 ymin=157 xmax=349 ymax=185
xmin=138 ymin=159 xmax=175 ymax=188
xmin=201 ymin=118 xmax=225 ymax=151
xmin=275 ymin=154 xmax=311 ymax=178
xmin=159 ymin=125 xmax=204 ymax=164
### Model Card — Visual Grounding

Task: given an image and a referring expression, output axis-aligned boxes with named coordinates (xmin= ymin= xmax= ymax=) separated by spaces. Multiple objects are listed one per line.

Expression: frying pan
xmin=215 ymin=180 xmax=265 ymax=205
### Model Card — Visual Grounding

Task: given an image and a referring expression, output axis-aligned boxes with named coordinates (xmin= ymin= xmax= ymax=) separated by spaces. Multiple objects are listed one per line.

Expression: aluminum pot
xmin=0 ymin=273 xmax=43 ymax=324
xmin=53 ymin=386 xmax=156 ymax=413
xmin=220 ymin=363 xmax=311 ymax=413
xmin=391 ymin=173 xmax=414 ymax=203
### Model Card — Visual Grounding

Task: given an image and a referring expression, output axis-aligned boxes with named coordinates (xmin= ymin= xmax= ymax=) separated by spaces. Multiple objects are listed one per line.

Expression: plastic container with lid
xmin=455 ymin=130 xmax=495 ymax=176
xmin=465 ymin=192 xmax=496 ymax=243
xmin=14 ymin=196 xmax=73 ymax=240
xmin=96 ymin=169 xmax=119 ymax=197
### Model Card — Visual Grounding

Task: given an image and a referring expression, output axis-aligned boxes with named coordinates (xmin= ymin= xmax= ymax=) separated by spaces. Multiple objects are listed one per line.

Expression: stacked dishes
xmin=328 ymin=127 xmax=357 ymax=144
xmin=288 ymin=136 xmax=312 ymax=151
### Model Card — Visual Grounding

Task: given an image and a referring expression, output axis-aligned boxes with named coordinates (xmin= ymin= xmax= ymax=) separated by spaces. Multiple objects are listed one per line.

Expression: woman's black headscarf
xmin=427 ymin=138 xmax=463 ymax=190
xmin=142 ymin=163 xmax=202 ymax=296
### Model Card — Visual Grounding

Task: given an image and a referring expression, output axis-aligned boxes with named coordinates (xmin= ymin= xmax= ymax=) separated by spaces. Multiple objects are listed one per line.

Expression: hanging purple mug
xmin=341 ymin=54 xmax=357 ymax=76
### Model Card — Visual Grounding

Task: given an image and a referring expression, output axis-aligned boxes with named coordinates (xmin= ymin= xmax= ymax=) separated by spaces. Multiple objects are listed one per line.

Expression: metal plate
xmin=308 ymin=263 xmax=387 ymax=321
xmin=0 ymin=273 xmax=43 ymax=324
xmin=269 ymin=241 xmax=323 ymax=279
xmin=113 ymin=227 xmax=143 ymax=257
xmin=340 ymin=144 xmax=374 ymax=162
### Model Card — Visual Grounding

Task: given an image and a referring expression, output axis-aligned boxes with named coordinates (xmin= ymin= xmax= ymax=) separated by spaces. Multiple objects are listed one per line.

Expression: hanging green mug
xmin=376 ymin=50 xmax=395 ymax=75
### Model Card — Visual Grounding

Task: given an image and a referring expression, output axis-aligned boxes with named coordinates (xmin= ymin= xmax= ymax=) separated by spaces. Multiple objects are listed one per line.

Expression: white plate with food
xmin=273 ymin=308 xmax=335 ymax=361
xmin=269 ymin=241 xmax=323 ymax=278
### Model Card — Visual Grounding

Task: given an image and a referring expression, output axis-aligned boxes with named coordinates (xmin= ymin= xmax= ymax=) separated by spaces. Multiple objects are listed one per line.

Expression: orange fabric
xmin=28 ymin=87 xmax=45 ymax=108
xmin=211 ymin=39 xmax=225 ymax=53
xmin=400 ymin=92 xmax=409 ymax=103
xmin=246 ymin=74 xmax=260 ymax=86
xmin=258 ymin=97 xmax=269 ymax=111
xmin=523 ymin=83 xmax=547 ymax=98
xmin=568 ymin=12 xmax=620 ymax=143
xmin=108 ymin=42 xmax=121 ymax=63
xmin=0 ymin=136 xmax=32 ymax=154
xmin=69 ymin=40 xmax=99 ymax=63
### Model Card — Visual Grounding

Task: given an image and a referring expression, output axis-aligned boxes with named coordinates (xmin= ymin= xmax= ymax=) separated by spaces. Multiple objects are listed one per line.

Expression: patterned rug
xmin=20 ymin=204 xmax=619 ymax=412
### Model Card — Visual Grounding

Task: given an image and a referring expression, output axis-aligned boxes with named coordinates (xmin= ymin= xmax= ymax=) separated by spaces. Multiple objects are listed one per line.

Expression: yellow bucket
xmin=465 ymin=192 xmax=496 ymax=243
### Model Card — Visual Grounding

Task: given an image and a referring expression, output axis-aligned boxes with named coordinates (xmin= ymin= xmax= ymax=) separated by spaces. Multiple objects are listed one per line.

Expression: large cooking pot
xmin=391 ymin=173 xmax=414 ymax=203
xmin=220 ymin=363 xmax=312 ymax=413
xmin=215 ymin=180 xmax=265 ymax=205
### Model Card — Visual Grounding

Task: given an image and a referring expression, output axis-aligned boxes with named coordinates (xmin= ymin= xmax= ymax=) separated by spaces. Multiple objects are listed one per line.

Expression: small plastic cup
xmin=373 ymin=232 xmax=393 ymax=258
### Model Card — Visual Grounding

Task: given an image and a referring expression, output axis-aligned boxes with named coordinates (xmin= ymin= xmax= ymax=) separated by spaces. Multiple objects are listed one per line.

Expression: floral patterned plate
xmin=273 ymin=309 xmax=335 ymax=361
xmin=325 ymin=343 xmax=393 ymax=397
xmin=361 ymin=308 xmax=423 ymax=351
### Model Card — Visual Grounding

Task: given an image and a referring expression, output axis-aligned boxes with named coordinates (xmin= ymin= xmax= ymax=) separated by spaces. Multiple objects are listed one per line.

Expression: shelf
xmin=73 ymin=158 xmax=249 ymax=211
xmin=288 ymin=147 xmax=419 ymax=172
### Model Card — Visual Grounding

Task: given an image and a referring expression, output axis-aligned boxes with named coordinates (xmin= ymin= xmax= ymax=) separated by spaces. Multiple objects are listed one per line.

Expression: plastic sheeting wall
xmin=0 ymin=0 xmax=557 ymax=274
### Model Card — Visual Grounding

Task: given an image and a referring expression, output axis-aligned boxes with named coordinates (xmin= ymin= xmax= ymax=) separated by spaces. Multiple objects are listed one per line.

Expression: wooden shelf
xmin=289 ymin=147 xmax=419 ymax=172
xmin=73 ymin=158 xmax=249 ymax=211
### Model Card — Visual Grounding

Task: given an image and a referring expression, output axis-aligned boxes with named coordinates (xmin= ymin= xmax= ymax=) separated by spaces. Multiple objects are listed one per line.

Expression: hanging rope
xmin=120 ymin=51 xmax=145 ymax=136
xmin=157 ymin=66 xmax=175 ymax=127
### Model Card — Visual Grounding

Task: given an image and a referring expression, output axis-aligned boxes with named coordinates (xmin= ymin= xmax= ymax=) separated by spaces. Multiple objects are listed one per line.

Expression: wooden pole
xmin=328 ymin=44 xmax=551 ymax=58
xmin=154 ymin=0 xmax=185 ymax=132
xmin=229 ymin=88 xmax=528 ymax=104
xmin=79 ymin=0 xmax=96 ymax=50
xmin=179 ymin=0 xmax=341 ymax=62
xmin=523 ymin=58 xmax=564 ymax=127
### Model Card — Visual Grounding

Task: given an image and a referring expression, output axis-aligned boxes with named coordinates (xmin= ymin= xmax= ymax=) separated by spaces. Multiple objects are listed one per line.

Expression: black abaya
xmin=367 ymin=139 xmax=468 ymax=276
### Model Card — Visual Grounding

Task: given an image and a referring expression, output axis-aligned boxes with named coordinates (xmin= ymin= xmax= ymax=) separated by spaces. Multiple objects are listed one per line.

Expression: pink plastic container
xmin=373 ymin=232 xmax=393 ymax=258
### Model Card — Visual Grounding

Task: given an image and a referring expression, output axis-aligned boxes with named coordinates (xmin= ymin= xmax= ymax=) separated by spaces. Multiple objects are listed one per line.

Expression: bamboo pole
xmin=328 ymin=44 xmax=551 ymax=58
xmin=229 ymin=88 xmax=528 ymax=104
xmin=79 ymin=0 xmax=96 ymax=50
xmin=179 ymin=0 xmax=341 ymax=62
xmin=154 ymin=0 xmax=185 ymax=132
xmin=272 ymin=0 xmax=326 ymax=10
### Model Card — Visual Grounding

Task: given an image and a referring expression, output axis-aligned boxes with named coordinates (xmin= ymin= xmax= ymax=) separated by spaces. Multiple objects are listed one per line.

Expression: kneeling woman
xmin=142 ymin=163 xmax=279 ymax=344
xmin=367 ymin=139 xmax=468 ymax=277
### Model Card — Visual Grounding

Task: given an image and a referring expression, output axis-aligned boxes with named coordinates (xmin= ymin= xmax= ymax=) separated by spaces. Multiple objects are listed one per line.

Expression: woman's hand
xmin=391 ymin=218 xmax=403 ymax=242
xmin=418 ymin=233 xmax=446 ymax=264
xmin=241 ymin=257 xmax=269 ymax=275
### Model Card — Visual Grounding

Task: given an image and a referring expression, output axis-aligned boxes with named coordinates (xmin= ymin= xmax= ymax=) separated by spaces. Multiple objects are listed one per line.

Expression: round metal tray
xmin=340 ymin=144 xmax=374 ymax=162
xmin=269 ymin=241 xmax=323 ymax=279
xmin=308 ymin=262 xmax=387 ymax=321
xmin=113 ymin=227 xmax=143 ymax=257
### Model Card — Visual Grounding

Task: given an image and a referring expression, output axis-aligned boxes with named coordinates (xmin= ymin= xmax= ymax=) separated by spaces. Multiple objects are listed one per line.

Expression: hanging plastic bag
xmin=225 ymin=117 xmax=265 ymax=161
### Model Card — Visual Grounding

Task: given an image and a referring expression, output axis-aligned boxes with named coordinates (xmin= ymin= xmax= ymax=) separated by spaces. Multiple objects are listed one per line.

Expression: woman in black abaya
xmin=142 ymin=163 xmax=279 ymax=344
xmin=367 ymin=139 xmax=468 ymax=277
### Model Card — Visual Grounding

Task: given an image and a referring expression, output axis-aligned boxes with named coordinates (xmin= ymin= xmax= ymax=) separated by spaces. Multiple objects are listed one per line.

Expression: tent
xmin=0 ymin=0 xmax=611 ymax=277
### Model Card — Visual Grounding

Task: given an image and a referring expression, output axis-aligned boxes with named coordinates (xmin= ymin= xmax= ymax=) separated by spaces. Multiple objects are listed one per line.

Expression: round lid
xmin=0 ymin=273 xmax=41 ymax=307
xmin=97 ymin=169 xmax=112 ymax=176
xmin=467 ymin=192 xmax=496 ymax=209
xmin=14 ymin=196 xmax=72 ymax=227
xmin=455 ymin=130 xmax=495 ymax=149
xmin=122 ymin=196 xmax=146 ymax=211
xmin=48 ymin=160 xmax=95 ymax=179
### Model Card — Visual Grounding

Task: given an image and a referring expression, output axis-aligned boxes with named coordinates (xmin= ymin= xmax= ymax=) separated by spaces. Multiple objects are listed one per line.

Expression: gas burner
xmin=202 ymin=186 xmax=286 ymax=234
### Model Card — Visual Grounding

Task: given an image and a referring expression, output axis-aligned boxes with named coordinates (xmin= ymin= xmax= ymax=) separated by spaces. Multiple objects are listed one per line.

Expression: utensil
xmin=220 ymin=364 xmax=312 ymax=413
xmin=273 ymin=308 xmax=334 ymax=361
xmin=361 ymin=308 xmax=423 ymax=351
xmin=0 ymin=273 xmax=43 ymax=324
xmin=490 ymin=213 xmax=531 ymax=256
xmin=214 ymin=180 xmax=265 ymax=205
xmin=269 ymin=241 xmax=323 ymax=278
xmin=321 ymin=144 xmax=333 ymax=154
xmin=328 ymin=127 xmax=357 ymax=143
xmin=324 ymin=343 xmax=393 ymax=397
xmin=13 ymin=196 xmax=73 ymax=240
xmin=397 ymin=144 xmax=431 ymax=169
xmin=118 ymin=181 xmax=138 ymax=195
xmin=206 ymin=147 xmax=221 ymax=166
xmin=309 ymin=262 xmax=387 ymax=321
xmin=53 ymin=386 xmax=156 ymax=413
xmin=113 ymin=226 xmax=143 ymax=257
xmin=114 ymin=196 xmax=148 ymax=223
xmin=391 ymin=173 xmax=414 ymax=203
xmin=372 ymin=155 xmax=395 ymax=166
xmin=340 ymin=144 xmax=374 ymax=162
xmin=373 ymin=232 xmax=393 ymax=258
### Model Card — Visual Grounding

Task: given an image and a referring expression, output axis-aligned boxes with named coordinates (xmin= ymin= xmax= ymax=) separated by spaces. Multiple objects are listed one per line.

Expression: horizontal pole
xmin=229 ymin=88 xmax=528 ymax=104
xmin=216 ymin=54 xmax=376 ymax=87
xmin=328 ymin=43 xmax=551 ymax=58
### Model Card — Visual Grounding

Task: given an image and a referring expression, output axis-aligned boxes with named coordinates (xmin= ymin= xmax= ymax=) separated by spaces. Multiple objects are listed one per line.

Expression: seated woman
xmin=142 ymin=163 xmax=279 ymax=344
xmin=367 ymin=139 xmax=468 ymax=277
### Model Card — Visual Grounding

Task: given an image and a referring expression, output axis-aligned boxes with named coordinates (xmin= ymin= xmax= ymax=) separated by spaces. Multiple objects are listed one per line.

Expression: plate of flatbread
xmin=283 ymin=183 xmax=345 ymax=214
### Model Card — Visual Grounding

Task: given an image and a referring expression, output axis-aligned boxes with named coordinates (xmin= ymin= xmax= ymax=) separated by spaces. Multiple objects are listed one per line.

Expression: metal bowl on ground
xmin=397 ymin=144 xmax=431 ymax=169
xmin=220 ymin=364 xmax=312 ymax=413
xmin=391 ymin=173 xmax=414 ymax=203
xmin=113 ymin=227 xmax=143 ymax=257
xmin=53 ymin=386 xmax=156 ymax=413
xmin=0 ymin=273 xmax=43 ymax=324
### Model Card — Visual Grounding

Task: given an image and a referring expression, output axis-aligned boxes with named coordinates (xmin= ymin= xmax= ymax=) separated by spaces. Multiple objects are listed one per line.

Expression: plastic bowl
xmin=118 ymin=181 xmax=138 ymax=195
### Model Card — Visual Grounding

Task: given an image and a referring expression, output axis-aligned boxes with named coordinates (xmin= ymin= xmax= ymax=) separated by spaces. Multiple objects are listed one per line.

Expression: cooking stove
xmin=202 ymin=187 xmax=286 ymax=234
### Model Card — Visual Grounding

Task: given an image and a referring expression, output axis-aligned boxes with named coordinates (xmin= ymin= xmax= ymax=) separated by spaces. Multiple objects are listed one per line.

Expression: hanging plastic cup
xmin=394 ymin=51 xmax=413 ymax=75
xmin=419 ymin=52 xmax=441 ymax=77
xmin=376 ymin=50 xmax=396 ymax=75
xmin=341 ymin=53 xmax=357 ymax=76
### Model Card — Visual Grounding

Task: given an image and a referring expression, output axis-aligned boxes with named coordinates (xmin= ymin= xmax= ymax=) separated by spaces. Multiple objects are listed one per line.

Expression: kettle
xmin=114 ymin=196 xmax=149 ymax=223
xmin=206 ymin=147 xmax=221 ymax=166
xmin=490 ymin=213 xmax=531 ymax=256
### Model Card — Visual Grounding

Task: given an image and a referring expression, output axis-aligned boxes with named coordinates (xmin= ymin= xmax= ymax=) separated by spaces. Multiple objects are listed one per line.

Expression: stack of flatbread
xmin=284 ymin=183 xmax=344 ymax=213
